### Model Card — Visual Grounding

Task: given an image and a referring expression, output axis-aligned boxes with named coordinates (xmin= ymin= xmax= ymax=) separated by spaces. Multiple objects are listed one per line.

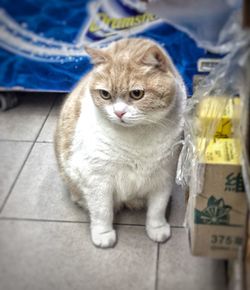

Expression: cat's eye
xmin=129 ymin=90 xmax=144 ymax=100
xmin=99 ymin=90 xmax=111 ymax=100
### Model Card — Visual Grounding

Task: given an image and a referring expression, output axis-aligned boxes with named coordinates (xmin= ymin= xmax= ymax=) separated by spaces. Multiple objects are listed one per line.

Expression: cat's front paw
xmin=91 ymin=229 xmax=117 ymax=248
xmin=146 ymin=223 xmax=171 ymax=243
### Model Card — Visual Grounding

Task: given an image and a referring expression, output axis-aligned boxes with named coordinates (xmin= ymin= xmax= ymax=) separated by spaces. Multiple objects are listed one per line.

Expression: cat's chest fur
xmin=67 ymin=95 xmax=179 ymax=201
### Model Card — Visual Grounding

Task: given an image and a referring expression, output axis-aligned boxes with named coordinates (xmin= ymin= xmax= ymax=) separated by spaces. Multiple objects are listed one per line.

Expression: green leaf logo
xmin=195 ymin=196 xmax=232 ymax=225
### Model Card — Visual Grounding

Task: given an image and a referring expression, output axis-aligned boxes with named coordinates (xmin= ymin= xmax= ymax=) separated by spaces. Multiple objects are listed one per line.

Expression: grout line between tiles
xmin=36 ymin=141 xmax=54 ymax=144
xmin=170 ymin=225 xmax=185 ymax=229
xmin=0 ymin=216 xmax=144 ymax=227
xmin=0 ymin=216 xmax=90 ymax=224
xmin=0 ymin=139 xmax=54 ymax=143
xmin=0 ymin=143 xmax=36 ymax=214
xmin=0 ymin=95 xmax=57 ymax=214
xmin=0 ymin=216 xmax=142 ymax=226
xmin=155 ymin=243 xmax=160 ymax=290
xmin=0 ymin=216 xmax=185 ymax=229
xmin=0 ymin=139 xmax=34 ymax=143
xmin=34 ymin=94 xmax=58 ymax=143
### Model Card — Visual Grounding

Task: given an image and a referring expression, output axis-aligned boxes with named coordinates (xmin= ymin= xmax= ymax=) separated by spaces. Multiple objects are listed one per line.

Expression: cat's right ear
xmin=85 ymin=46 xmax=110 ymax=65
xmin=140 ymin=46 xmax=169 ymax=72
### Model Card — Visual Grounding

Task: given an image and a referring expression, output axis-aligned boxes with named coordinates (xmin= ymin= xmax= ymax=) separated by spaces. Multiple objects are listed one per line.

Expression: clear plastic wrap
xmin=239 ymin=39 xmax=250 ymax=208
xmin=175 ymin=27 xmax=250 ymax=258
xmin=176 ymin=30 xmax=250 ymax=190
xmin=147 ymin=0 xmax=242 ymax=54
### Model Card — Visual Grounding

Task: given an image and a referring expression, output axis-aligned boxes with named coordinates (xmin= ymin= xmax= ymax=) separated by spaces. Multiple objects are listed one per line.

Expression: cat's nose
xmin=114 ymin=110 xmax=126 ymax=119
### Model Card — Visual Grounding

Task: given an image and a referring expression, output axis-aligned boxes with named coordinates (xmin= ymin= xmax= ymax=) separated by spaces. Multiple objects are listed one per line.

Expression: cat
xmin=54 ymin=38 xmax=186 ymax=248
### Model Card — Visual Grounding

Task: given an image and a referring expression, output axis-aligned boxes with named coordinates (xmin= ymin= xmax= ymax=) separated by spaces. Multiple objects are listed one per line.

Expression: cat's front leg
xmin=146 ymin=186 xmax=172 ymax=243
xmin=87 ymin=183 xmax=116 ymax=248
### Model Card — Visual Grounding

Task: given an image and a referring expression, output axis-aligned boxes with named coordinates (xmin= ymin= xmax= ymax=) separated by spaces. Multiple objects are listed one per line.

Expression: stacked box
xmin=188 ymin=97 xmax=248 ymax=259
xmin=196 ymin=97 xmax=240 ymax=138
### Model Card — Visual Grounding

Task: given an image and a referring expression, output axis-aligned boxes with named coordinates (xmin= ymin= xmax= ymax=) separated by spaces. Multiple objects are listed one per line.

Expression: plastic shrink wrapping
xmin=175 ymin=20 xmax=250 ymax=259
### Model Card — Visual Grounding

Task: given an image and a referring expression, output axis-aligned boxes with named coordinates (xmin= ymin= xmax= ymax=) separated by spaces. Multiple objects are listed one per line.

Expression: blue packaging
xmin=0 ymin=0 xmax=222 ymax=95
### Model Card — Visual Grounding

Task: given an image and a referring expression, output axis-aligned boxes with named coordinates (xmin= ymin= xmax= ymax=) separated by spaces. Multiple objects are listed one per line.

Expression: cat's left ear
xmin=141 ymin=46 xmax=168 ymax=72
xmin=85 ymin=46 xmax=110 ymax=65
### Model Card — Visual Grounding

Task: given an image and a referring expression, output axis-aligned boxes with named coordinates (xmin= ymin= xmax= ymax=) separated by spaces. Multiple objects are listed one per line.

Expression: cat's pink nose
xmin=114 ymin=110 xmax=126 ymax=119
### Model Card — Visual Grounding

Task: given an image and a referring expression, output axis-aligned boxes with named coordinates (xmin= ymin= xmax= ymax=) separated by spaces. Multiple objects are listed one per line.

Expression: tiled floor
xmin=0 ymin=93 xmax=227 ymax=290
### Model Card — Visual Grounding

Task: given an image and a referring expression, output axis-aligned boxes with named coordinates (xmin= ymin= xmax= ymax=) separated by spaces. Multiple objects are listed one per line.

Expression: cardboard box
xmin=189 ymin=138 xmax=247 ymax=259
xmin=197 ymin=97 xmax=240 ymax=138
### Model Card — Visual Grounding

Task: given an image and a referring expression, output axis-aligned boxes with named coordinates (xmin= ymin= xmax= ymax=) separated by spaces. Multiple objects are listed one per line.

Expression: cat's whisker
xmin=151 ymin=116 xmax=177 ymax=127
xmin=129 ymin=114 xmax=177 ymax=129
xmin=163 ymin=117 xmax=178 ymax=127
xmin=143 ymin=118 xmax=169 ymax=130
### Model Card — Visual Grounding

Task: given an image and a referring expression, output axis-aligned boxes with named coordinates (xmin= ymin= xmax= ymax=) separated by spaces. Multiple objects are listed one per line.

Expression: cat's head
xmin=86 ymin=38 xmax=184 ymax=127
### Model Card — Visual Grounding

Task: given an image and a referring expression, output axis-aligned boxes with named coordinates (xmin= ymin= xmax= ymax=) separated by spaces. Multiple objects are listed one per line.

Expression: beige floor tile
xmin=0 ymin=93 xmax=55 ymax=141
xmin=0 ymin=220 xmax=157 ymax=290
xmin=38 ymin=95 xmax=65 ymax=142
xmin=0 ymin=141 xmax=32 ymax=208
xmin=157 ymin=228 xmax=227 ymax=290
xmin=1 ymin=143 xmax=87 ymax=221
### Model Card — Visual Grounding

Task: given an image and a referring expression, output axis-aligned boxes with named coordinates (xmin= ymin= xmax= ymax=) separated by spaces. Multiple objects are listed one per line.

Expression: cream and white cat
xmin=55 ymin=38 xmax=186 ymax=248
